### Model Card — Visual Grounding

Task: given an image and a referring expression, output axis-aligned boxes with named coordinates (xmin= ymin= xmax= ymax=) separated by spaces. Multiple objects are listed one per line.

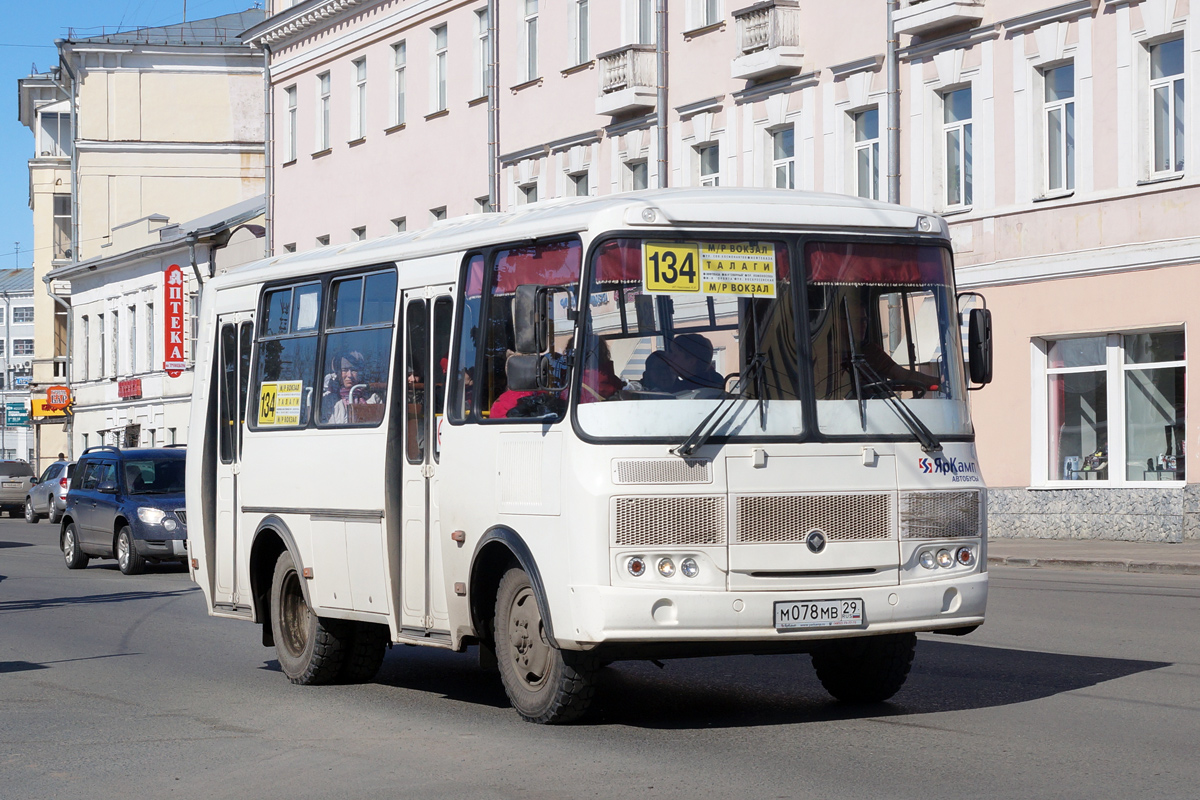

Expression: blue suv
xmin=60 ymin=446 xmax=187 ymax=575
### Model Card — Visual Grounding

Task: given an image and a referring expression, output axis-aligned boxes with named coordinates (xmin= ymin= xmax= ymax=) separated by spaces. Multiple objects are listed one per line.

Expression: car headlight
xmin=137 ymin=507 xmax=166 ymax=525
xmin=163 ymin=518 xmax=178 ymax=532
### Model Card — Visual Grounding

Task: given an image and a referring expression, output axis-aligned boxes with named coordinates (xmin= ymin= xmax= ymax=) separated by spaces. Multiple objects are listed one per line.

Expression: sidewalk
xmin=987 ymin=538 xmax=1200 ymax=575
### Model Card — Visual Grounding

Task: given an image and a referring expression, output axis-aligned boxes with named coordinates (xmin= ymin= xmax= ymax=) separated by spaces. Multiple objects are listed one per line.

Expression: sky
xmin=0 ymin=0 xmax=263 ymax=272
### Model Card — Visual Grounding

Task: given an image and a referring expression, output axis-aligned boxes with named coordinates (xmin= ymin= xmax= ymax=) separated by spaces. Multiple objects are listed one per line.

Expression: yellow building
xmin=17 ymin=10 xmax=265 ymax=467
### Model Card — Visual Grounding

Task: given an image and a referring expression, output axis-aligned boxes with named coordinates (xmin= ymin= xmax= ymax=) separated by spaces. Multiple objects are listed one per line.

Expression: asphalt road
xmin=2 ymin=517 xmax=1198 ymax=800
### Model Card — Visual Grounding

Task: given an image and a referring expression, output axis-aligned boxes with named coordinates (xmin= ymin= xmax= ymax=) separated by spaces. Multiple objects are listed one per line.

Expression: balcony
xmin=596 ymin=45 xmax=657 ymax=116
xmin=731 ymin=0 xmax=803 ymax=81
xmin=892 ymin=0 xmax=985 ymax=38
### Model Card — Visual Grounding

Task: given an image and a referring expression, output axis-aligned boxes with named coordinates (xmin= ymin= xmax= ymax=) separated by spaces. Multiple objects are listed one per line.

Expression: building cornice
xmin=1000 ymin=0 xmax=1098 ymax=34
xmin=242 ymin=0 xmax=372 ymax=47
xmin=829 ymin=55 xmax=884 ymax=81
xmin=74 ymin=140 xmax=265 ymax=154
xmin=899 ymin=24 xmax=1001 ymax=62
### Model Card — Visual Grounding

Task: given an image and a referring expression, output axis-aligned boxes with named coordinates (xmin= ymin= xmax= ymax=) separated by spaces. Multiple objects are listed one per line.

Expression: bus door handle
xmin=421 ymin=464 xmax=435 ymax=478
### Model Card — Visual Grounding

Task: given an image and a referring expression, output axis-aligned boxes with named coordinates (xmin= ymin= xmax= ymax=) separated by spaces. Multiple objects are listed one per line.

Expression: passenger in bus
xmin=639 ymin=351 xmax=681 ymax=393
xmin=579 ymin=339 xmax=626 ymax=403
xmin=844 ymin=291 xmax=940 ymax=396
xmin=664 ymin=333 xmax=724 ymax=390
xmin=322 ymin=350 xmax=384 ymax=424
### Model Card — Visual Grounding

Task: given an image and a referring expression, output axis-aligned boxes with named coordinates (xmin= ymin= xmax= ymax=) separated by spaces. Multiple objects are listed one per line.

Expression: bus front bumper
xmin=564 ymin=573 xmax=987 ymax=648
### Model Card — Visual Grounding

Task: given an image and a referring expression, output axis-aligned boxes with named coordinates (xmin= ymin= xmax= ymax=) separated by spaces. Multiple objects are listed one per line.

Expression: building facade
xmin=18 ymin=10 xmax=267 ymax=463
xmin=0 ymin=270 xmax=37 ymax=464
xmin=247 ymin=0 xmax=1196 ymax=541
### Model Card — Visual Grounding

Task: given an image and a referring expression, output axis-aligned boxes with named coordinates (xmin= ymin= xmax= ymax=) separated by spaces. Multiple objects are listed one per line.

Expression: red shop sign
xmin=163 ymin=264 xmax=186 ymax=378
xmin=118 ymin=378 xmax=142 ymax=400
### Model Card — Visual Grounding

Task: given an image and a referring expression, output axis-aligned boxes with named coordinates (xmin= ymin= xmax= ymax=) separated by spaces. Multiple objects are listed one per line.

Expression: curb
xmin=987 ymin=555 xmax=1200 ymax=575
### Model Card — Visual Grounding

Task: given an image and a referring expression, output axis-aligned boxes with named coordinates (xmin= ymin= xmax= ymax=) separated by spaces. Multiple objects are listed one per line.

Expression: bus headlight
xmin=657 ymin=558 xmax=676 ymax=578
xmin=137 ymin=507 xmax=166 ymax=525
xmin=680 ymin=558 xmax=699 ymax=578
xmin=627 ymin=557 xmax=646 ymax=577
xmin=936 ymin=549 xmax=954 ymax=568
xmin=919 ymin=550 xmax=936 ymax=569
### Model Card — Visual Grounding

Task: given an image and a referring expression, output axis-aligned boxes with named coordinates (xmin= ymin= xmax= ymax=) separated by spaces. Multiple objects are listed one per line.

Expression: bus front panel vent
xmin=899 ymin=490 xmax=981 ymax=539
xmin=613 ymin=496 xmax=727 ymax=546
xmin=734 ymin=493 xmax=895 ymax=544
xmin=612 ymin=458 xmax=713 ymax=485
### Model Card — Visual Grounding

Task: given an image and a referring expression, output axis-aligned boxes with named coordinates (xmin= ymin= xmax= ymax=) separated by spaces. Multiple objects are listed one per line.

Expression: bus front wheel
xmin=811 ymin=632 xmax=917 ymax=704
xmin=270 ymin=550 xmax=346 ymax=685
xmin=494 ymin=567 xmax=597 ymax=724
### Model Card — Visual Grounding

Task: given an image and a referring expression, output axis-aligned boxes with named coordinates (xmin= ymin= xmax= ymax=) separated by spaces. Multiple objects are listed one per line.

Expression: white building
xmin=47 ymin=198 xmax=265 ymax=453
xmin=0 ymin=270 xmax=36 ymax=463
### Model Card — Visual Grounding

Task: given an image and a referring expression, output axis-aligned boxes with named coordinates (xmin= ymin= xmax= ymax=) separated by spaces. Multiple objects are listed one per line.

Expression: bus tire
xmin=811 ymin=632 xmax=917 ymax=704
xmin=494 ymin=566 xmax=597 ymax=724
xmin=337 ymin=622 xmax=389 ymax=684
xmin=270 ymin=550 xmax=346 ymax=685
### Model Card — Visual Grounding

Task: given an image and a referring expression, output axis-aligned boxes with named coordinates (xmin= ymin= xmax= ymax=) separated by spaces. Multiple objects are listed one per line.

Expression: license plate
xmin=2 ymin=481 xmax=20 ymax=488
xmin=774 ymin=598 xmax=865 ymax=631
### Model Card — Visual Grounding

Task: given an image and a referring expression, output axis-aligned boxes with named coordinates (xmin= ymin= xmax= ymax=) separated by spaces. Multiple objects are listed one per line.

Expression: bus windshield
xmin=576 ymin=236 xmax=970 ymax=442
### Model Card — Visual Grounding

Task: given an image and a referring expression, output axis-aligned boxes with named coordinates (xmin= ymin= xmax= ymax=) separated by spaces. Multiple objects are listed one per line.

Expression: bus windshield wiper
xmin=672 ymin=352 xmax=766 ymax=458
xmin=842 ymin=300 xmax=942 ymax=454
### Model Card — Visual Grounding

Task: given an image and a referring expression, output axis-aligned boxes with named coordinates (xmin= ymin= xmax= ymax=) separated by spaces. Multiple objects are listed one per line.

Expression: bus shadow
xmin=0 ymin=540 xmax=34 ymax=549
xmin=366 ymin=639 xmax=1168 ymax=728
xmin=0 ymin=586 xmax=197 ymax=612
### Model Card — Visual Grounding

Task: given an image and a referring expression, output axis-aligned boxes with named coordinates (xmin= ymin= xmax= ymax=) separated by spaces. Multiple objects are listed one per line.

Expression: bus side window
xmin=253 ymin=281 xmax=322 ymax=429
xmin=432 ymin=296 xmax=453 ymax=459
xmin=405 ymin=300 xmax=429 ymax=462
xmin=319 ymin=270 xmax=397 ymax=427
xmin=449 ymin=254 xmax=484 ymax=422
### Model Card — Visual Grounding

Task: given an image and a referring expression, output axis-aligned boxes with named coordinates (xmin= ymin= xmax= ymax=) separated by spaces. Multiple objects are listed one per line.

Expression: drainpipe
xmin=656 ymin=0 xmax=668 ymax=188
xmin=886 ymin=0 xmax=900 ymax=204
xmin=487 ymin=0 xmax=500 ymax=211
xmin=261 ymin=42 xmax=273 ymax=255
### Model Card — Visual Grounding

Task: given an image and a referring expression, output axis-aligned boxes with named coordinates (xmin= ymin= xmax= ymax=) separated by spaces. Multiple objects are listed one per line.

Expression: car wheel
xmin=24 ymin=498 xmax=39 ymax=524
xmin=63 ymin=524 xmax=89 ymax=570
xmin=270 ymin=549 xmax=347 ymax=685
xmin=494 ymin=566 xmax=598 ymax=724
xmin=49 ymin=506 xmax=62 ymax=525
xmin=116 ymin=527 xmax=146 ymax=575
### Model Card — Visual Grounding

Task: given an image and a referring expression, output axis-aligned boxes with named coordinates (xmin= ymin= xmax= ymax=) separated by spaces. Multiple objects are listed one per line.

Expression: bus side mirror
xmin=505 ymin=353 xmax=567 ymax=393
xmin=513 ymin=284 xmax=550 ymax=354
xmin=967 ymin=308 xmax=993 ymax=386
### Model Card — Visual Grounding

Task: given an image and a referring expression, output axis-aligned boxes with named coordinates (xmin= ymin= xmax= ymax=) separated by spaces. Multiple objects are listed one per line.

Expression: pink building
xmin=245 ymin=0 xmax=1200 ymax=542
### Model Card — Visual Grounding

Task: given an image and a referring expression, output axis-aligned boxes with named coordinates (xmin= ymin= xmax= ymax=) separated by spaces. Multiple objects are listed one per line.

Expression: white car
xmin=0 ymin=462 xmax=35 ymax=518
xmin=25 ymin=460 xmax=75 ymax=524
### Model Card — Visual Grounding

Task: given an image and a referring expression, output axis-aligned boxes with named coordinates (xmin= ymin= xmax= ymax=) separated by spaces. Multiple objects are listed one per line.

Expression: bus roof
xmin=210 ymin=188 xmax=948 ymax=291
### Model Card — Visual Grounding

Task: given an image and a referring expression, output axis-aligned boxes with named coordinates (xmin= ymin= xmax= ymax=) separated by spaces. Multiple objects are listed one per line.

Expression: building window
xmin=0 ymin=339 xmax=6 ymax=357
xmin=98 ymin=313 xmax=105 ymax=379
xmin=1150 ymin=39 xmax=1185 ymax=175
xmin=284 ymin=86 xmax=297 ymax=161
xmin=128 ymin=305 xmax=137 ymax=374
xmin=53 ymin=195 xmax=71 ymax=260
xmin=627 ymin=160 xmax=648 ymax=190
xmin=698 ymin=143 xmax=720 ymax=186
xmin=854 ymin=107 xmax=880 ymax=200
xmin=189 ymin=294 xmax=199 ymax=364
xmin=475 ymin=10 xmax=490 ymax=98
xmin=317 ymin=234 xmax=330 ymax=247
xmin=571 ymin=0 xmax=589 ymax=65
xmin=637 ymin=0 xmax=655 ymax=44
xmin=569 ymin=172 xmax=589 ymax=197
xmin=1044 ymin=331 xmax=1185 ymax=484
xmin=0 ymin=308 xmax=5 ymax=325
xmin=39 ymin=111 xmax=71 ymax=158
xmin=111 ymin=310 xmax=119 ymax=376
xmin=772 ymin=128 xmax=794 ymax=189
xmin=81 ymin=315 xmax=89 ymax=381
xmin=12 ymin=307 xmax=33 ymax=324
xmin=942 ymin=87 xmax=972 ymax=208
xmin=392 ymin=217 xmax=407 ymax=232
xmin=474 ymin=195 xmax=491 ymax=213
xmin=432 ymin=25 xmax=449 ymax=112
xmin=695 ymin=0 xmax=720 ymax=28
xmin=523 ymin=0 xmax=539 ymax=82
xmin=282 ymin=243 xmax=297 ymax=253
xmin=317 ymin=72 xmax=331 ymax=151
xmin=351 ymin=58 xmax=367 ymax=141
xmin=519 ymin=184 xmax=538 ymax=205
xmin=146 ymin=302 xmax=154 ymax=370
xmin=12 ymin=339 xmax=32 ymax=356
xmin=1044 ymin=64 xmax=1075 ymax=192
xmin=393 ymin=42 xmax=407 ymax=126
xmin=352 ymin=226 xmax=366 ymax=241
xmin=431 ymin=207 xmax=447 ymax=222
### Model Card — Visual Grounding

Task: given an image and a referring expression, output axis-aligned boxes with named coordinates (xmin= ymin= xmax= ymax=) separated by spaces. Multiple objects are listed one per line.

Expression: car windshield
xmin=577 ymin=235 xmax=970 ymax=442
xmin=0 ymin=462 xmax=34 ymax=477
xmin=122 ymin=458 xmax=186 ymax=495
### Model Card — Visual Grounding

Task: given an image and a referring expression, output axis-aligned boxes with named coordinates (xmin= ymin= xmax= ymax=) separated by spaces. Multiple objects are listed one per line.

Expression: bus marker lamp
xmin=681 ymin=558 xmax=699 ymax=578
xmin=657 ymin=558 xmax=676 ymax=578
xmin=956 ymin=547 xmax=975 ymax=566
xmin=936 ymin=549 xmax=954 ymax=568
xmin=628 ymin=557 xmax=646 ymax=577
xmin=919 ymin=551 xmax=936 ymax=570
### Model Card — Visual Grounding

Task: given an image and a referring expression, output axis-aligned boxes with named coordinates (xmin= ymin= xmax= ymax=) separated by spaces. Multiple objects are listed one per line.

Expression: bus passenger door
xmin=214 ymin=315 xmax=253 ymax=611
xmin=399 ymin=291 xmax=454 ymax=635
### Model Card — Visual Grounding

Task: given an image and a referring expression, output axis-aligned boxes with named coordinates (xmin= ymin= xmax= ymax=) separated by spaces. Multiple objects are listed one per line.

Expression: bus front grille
xmin=899 ymin=490 xmax=981 ymax=538
xmin=734 ymin=493 xmax=895 ymax=544
xmin=612 ymin=458 xmax=712 ymax=485
xmin=614 ymin=496 xmax=727 ymax=546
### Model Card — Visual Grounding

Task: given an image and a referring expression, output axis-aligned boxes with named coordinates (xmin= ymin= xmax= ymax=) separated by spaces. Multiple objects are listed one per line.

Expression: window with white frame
xmin=189 ymin=294 xmax=199 ymax=364
xmin=146 ymin=302 xmax=153 ymax=369
xmin=53 ymin=195 xmax=71 ymax=260
xmin=351 ymin=58 xmax=367 ymax=140
xmin=1043 ymin=64 xmax=1075 ymax=192
xmin=317 ymin=72 xmax=331 ymax=151
xmin=523 ymin=0 xmax=539 ymax=82
xmin=128 ymin=305 xmax=136 ymax=374
xmin=283 ymin=243 xmax=297 ymax=253
xmin=772 ymin=128 xmax=794 ymax=189
xmin=569 ymin=171 xmax=589 ymax=196
xmin=854 ymin=107 xmax=880 ymax=200
xmin=637 ymin=0 xmax=655 ymax=44
xmin=81 ymin=315 xmax=89 ymax=381
xmin=393 ymin=42 xmax=407 ymax=126
xmin=942 ymin=87 xmax=972 ymax=208
xmin=0 ymin=339 xmax=6 ymax=358
xmin=13 ymin=339 xmax=32 ymax=356
xmin=698 ymin=143 xmax=720 ymax=186
xmin=98 ymin=313 xmax=105 ymax=378
xmin=627 ymin=160 xmax=648 ymax=190
xmin=475 ymin=10 xmax=490 ymax=98
xmin=12 ymin=307 xmax=33 ymax=324
xmin=393 ymin=217 xmax=407 ymax=232
xmin=285 ymin=86 xmax=298 ymax=161
xmin=1150 ymin=38 xmax=1185 ymax=175
xmin=475 ymin=195 xmax=492 ymax=213
xmin=111 ymin=309 xmax=119 ymax=375
xmin=571 ymin=0 xmax=589 ymax=65
xmin=519 ymin=183 xmax=538 ymax=204
xmin=693 ymin=0 xmax=720 ymax=28
xmin=352 ymin=226 xmax=366 ymax=241
xmin=431 ymin=207 xmax=447 ymax=222
xmin=1043 ymin=331 xmax=1185 ymax=484
xmin=432 ymin=26 xmax=449 ymax=112
xmin=317 ymin=234 xmax=330 ymax=247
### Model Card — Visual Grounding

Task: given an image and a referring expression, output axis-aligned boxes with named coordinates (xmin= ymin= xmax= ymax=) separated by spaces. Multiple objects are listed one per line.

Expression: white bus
xmin=186 ymin=188 xmax=993 ymax=723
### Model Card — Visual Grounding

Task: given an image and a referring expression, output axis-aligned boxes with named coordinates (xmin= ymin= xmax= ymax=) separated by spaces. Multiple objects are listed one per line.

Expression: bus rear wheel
xmin=270 ymin=550 xmax=346 ymax=685
xmin=811 ymin=632 xmax=917 ymax=704
xmin=494 ymin=567 xmax=598 ymax=724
